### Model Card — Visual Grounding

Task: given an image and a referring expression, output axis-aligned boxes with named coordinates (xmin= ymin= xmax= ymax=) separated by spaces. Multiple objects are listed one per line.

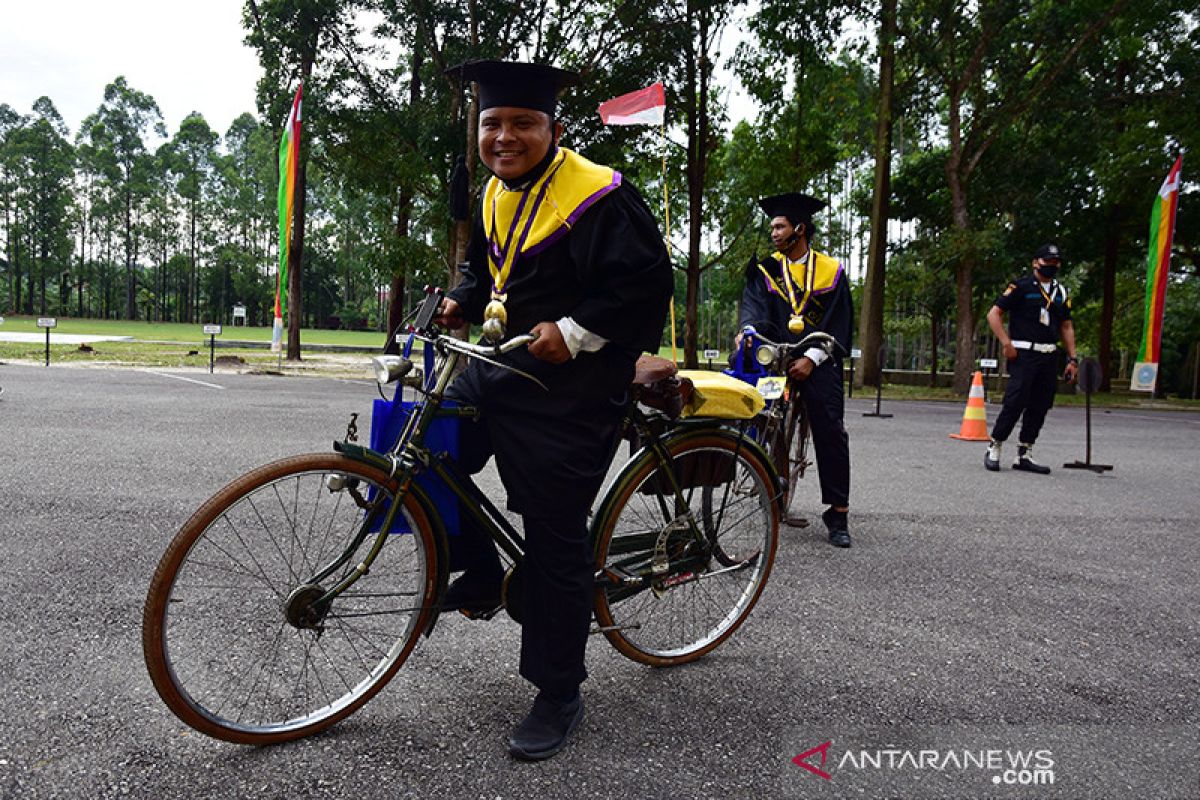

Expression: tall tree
xmin=162 ymin=113 xmax=219 ymax=322
xmin=901 ymin=0 xmax=1130 ymax=391
xmin=856 ymin=0 xmax=897 ymax=387
xmin=77 ymin=77 xmax=166 ymax=320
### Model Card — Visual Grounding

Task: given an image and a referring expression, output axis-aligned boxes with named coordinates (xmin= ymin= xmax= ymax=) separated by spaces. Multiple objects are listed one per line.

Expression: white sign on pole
xmin=203 ymin=324 xmax=222 ymax=335
xmin=850 ymin=348 xmax=862 ymax=359
xmin=703 ymin=349 xmax=721 ymax=360
xmin=37 ymin=317 xmax=57 ymax=328
xmin=980 ymin=358 xmax=998 ymax=369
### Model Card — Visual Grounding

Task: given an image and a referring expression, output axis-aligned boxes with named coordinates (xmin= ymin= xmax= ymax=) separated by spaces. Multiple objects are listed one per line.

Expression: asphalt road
xmin=1 ymin=362 xmax=1197 ymax=799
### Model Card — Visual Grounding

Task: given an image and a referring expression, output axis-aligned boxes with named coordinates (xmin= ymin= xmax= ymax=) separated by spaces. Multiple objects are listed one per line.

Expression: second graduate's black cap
xmin=447 ymin=59 xmax=581 ymax=115
xmin=758 ymin=192 xmax=827 ymax=224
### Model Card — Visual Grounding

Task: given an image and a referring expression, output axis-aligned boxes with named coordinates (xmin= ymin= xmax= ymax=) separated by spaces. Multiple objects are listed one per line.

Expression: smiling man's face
xmin=478 ymin=106 xmax=559 ymax=181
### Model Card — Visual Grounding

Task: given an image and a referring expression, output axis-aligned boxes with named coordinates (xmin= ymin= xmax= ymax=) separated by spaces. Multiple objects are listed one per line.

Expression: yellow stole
xmin=481 ymin=147 xmax=622 ymax=300
xmin=755 ymin=250 xmax=842 ymax=318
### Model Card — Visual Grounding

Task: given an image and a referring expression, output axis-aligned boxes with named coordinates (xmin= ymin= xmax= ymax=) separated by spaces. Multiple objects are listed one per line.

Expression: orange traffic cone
xmin=950 ymin=370 xmax=990 ymax=441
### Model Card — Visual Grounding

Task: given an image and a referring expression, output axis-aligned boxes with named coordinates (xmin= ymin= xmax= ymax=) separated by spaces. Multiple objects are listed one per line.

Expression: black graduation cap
xmin=757 ymin=192 xmax=827 ymax=224
xmin=448 ymin=59 xmax=581 ymax=115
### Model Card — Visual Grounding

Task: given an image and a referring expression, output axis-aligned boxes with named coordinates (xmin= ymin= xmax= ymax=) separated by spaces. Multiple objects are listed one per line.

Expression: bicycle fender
xmin=592 ymin=422 xmax=781 ymax=541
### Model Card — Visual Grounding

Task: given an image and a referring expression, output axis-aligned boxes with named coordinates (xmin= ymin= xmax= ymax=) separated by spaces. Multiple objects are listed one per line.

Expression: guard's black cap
xmin=1033 ymin=243 xmax=1063 ymax=261
xmin=447 ymin=59 xmax=580 ymax=115
xmin=758 ymin=192 xmax=827 ymax=225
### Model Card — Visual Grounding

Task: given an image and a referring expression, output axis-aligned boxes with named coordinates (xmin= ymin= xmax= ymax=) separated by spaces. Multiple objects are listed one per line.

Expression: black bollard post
xmin=862 ymin=345 xmax=893 ymax=418
xmin=1064 ymin=358 xmax=1112 ymax=473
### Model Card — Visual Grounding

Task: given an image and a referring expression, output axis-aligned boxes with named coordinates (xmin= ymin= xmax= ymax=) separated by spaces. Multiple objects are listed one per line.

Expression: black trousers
xmin=796 ymin=361 xmax=851 ymax=508
xmin=445 ymin=352 xmax=630 ymax=699
xmin=991 ymin=350 xmax=1058 ymax=445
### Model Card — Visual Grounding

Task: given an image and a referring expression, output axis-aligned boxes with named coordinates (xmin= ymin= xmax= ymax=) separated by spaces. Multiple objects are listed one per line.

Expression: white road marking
xmin=143 ymin=370 xmax=225 ymax=390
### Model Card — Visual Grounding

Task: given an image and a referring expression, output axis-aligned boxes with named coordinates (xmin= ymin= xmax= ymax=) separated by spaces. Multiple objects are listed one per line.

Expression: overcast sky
xmin=1 ymin=0 xmax=261 ymax=143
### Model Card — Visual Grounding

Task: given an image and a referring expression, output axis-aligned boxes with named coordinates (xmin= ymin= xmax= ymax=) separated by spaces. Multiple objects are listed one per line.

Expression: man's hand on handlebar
xmin=528 ymin=321 xmax=570 ymax=364
xmin=434 ymin=298 xmax=466 ymax=330
xmin=788 ymin=356 xmax=815 ymax=382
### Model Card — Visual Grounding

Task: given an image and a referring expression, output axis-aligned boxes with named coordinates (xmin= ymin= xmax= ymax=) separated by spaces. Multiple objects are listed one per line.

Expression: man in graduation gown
xmin=737 ymin=192 xmax=853 ymax=547
xmin=434 ymin=59 xmax=673 ymax=761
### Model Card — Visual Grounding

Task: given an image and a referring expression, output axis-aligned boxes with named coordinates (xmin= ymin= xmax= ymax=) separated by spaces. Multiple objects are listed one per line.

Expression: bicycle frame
xmin=314 ymin=327 xmax=773 ymax=619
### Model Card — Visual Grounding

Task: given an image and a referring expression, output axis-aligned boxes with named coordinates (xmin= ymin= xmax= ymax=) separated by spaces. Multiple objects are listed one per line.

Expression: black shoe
xmin=441 ymin=570 xmax=503 ymax=614
xmin=984 ymin=439 xmax=1002 ymax=472
xmin=1012 ymin=444 xmax=1051 ymax=475
xmin=508 ymin=691 xmax=584 ymax=761
xmin=822 ymin=508 xmax=852 ymax=549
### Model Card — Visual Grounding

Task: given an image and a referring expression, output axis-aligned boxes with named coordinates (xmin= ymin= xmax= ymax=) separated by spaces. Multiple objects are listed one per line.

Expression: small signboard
xmin=232 ymin=304 xmax=247 ymax=319
xmin=203 ymin=324 xmax=222 ymax=335
xmin=850 ymin=348 xmax=862 ymax=359
xmin=980 ymin=358 xmax=999 ymax=369
xmin=37 ymin=317 xmax=57 ymax=328
xmin=703 ymin=349 xmax=721 ymax=361
xmin=756 ymin=376 xmax=786 ymax=401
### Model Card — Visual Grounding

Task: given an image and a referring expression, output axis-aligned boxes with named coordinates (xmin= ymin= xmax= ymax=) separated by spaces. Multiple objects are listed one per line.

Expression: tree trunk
xmin=287 ymin=47 xmax=316 ymax=361
xmin=947 ymin=154 xmax=975 ymax=394
xmin=682 ymin=4 xmax=711 ymax=369
xmin=1098 ymin=205 xmax=1120 ymax=392
xmin=857 ymin=0 xmax=896 ymax=388
xmin=125 ymin=182 xmax=135 ymax=320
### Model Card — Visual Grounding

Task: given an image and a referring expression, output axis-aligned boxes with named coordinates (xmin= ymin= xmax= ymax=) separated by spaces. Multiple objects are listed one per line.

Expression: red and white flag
xmin=598 ymin=82 xmax=666 ymax=126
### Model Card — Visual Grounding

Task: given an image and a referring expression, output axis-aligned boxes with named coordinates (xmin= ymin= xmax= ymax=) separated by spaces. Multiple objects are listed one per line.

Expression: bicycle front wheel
xmin=592 ymin=431 xmax=779 ymax=667
xmin=781 ymin=395 xmax=811 ymax=512
xmin=143 ymin=453 xmax=439 ymax=744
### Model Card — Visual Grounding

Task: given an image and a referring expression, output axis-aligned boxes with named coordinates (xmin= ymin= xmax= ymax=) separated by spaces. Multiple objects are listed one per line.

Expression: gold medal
xmin=482 ymin=294 xmax=508 ymax=342
xmin=788 ymin=315 xmax=807 ymax=335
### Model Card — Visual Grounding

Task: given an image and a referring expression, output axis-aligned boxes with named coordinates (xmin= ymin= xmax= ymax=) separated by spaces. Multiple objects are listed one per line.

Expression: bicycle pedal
xmin=457 ymin=604 xmax=502 ymax=621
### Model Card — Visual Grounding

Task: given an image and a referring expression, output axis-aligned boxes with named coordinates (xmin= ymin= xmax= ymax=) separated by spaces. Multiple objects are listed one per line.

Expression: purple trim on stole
xmin=808 ymin=261 xmax=845 ymax=295
xmin=522 ymin=171 xmax=623 ymax=258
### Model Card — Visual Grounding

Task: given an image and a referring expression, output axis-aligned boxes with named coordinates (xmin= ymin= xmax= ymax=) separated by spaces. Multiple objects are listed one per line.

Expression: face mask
xmin=1037 ymin=264 xmax=1059 ymax=280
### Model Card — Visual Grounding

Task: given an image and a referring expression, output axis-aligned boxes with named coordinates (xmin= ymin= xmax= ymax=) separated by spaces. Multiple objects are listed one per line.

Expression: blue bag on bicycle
xmin=368 ymin=395 xmax=461 ymax=537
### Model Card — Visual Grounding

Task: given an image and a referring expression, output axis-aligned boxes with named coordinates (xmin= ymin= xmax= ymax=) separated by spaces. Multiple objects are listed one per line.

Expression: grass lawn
xmin=0 ymin=315 xmax=387 ymax=346
xmin=3 ymin=316 xmax=1196 ymax=411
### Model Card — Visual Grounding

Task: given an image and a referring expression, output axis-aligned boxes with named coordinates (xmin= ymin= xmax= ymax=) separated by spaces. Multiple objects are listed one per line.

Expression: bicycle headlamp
xmin=754 ymin=344 xmax=777 ymax=367
xmin=371 ymin=355 xmax=413 ymax=385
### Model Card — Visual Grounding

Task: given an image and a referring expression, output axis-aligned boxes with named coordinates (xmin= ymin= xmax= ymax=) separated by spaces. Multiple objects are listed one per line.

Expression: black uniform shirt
xmin=994 ymin=274 xmax=1071 ymax=344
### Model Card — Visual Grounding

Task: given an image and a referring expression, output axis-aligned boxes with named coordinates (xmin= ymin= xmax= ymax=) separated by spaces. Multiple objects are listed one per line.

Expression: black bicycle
xmin=142 ymin=290 xmax=781 ymax=744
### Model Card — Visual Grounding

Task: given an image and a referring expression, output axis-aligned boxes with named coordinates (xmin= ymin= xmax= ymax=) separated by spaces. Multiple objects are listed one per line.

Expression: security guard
xmin=984 ymin=243 xmax=1079 ymax=473
xmin=434 ymin=60 xmax=673 ymax=761
xmin=737 ymin=192 xmax=853 ymax=547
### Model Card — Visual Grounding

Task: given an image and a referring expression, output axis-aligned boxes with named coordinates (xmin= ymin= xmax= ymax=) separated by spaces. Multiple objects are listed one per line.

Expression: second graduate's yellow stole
xmin=482 ymin=147 xmax=621 ymax=300
xmin=755 ymin=250 xmax=843 ymax=317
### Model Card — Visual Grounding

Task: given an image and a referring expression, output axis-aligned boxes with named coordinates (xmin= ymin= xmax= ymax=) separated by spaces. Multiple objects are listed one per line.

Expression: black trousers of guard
xmin=445 ymin=351 xmax=629 ymax=701
xmin=991 ymin=350 xmax=1058 ymax=445
xmin=795 ymin=360 xmax=851 ymax=508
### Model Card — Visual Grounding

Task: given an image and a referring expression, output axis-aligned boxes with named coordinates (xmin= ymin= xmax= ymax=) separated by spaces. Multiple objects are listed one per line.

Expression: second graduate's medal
xmin=482 ymin=294 xmax=508 ymax=342
xmin=788 ymin=315 xmax=806 ymax=335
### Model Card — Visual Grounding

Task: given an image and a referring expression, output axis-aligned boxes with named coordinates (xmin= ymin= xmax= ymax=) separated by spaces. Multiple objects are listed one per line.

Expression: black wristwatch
xmin=1067 ymin=356 xmax=1079 ymax=365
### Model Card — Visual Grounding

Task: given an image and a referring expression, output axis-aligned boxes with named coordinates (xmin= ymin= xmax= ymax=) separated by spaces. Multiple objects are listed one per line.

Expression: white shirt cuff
xmin=804 ymin=347 xmax=828 ymax=366
xmin=556 ymin=317 xmax=608 ymax=358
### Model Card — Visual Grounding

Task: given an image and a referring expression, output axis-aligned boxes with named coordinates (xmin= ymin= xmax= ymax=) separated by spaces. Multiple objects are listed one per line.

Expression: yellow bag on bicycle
xmin=677 ymin=370 xmax=765 ymax=420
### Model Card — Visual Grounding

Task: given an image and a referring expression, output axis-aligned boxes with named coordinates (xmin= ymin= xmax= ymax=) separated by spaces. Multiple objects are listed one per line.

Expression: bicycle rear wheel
xmin=592 ymin=431 xmax=778 ymax=667
xmin=143 ymin=453 xmax=439 ymax=744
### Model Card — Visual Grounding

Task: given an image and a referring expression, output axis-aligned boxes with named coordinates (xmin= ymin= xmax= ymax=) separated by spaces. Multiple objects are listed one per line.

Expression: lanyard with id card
xmin=1037 ymin=282 xmax=1057 ymax=327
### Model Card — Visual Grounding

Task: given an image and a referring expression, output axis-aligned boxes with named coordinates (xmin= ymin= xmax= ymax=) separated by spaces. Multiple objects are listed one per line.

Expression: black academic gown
xmin=446 ymin=173 xmax=672 ymax=697
xmin=737 ymin=251 xmax=852 ymax=508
